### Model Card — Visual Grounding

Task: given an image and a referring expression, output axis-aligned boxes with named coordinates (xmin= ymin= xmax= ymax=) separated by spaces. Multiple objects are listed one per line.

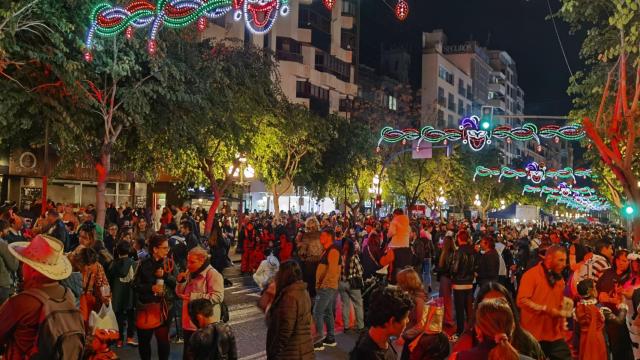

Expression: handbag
xmin=408 ymin=297 xmax=444 ymax=352
xmin=136 ymin=301 xmax=168 ymax=330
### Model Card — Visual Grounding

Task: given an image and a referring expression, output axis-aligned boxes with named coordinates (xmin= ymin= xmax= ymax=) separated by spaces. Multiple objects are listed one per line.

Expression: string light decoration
xmin=395 ymin=0 xmax=409 ymax=21
xmin=522 ymin=183 xmax=595 ymax=197
xmin=473 ymin=163 xmax=594 ymax=184
xmin=377 ymin=118 xmax=585 ymax=152
xmin=84 ymin=0 xmax=289 ymax=59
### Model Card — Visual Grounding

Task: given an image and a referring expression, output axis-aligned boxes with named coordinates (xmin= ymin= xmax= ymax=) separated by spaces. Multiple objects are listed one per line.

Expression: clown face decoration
xmin=558 ymin=182 xmax=572 ymax=197
xmin=525 ymin=162 xmax=546 ymax=184
xmin=233 ymin=0 xmax=289 ymax=34
xmin=459 ymin=116 xmax=491 ymax=151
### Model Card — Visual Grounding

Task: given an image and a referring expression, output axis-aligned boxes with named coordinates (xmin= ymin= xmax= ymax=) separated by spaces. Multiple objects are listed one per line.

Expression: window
xmin=341 ymin=0 xmax=357 ymax=16
xmin=387 ymin=95 xmax=397 ymax=111
xmin=447 ymin=114 xmax=454 ymax=126
xmin=437 ymin=110 xmax=444 ymax=125
xmin=437 ymin=87 xmax=445 ymax=106
xmin=341 ymin=28 xmax=355 ymax=51
xmin=448 ymin=93 xmax=455 ymax=111
xmin=458 ymin=79 xmax=465 ymax=96
xmin=276 ymin=37 xmax=303 ymax=63
xmin=467 ymin=85 xmax=473 ymax=100
xmin=466 ymin=104 xmax=471 ymax=115
xmin=438 ymin=66 xmax=448 ymax=80
xmin=315 ymin=50 xmax=351 ymax=82
xmin=458 ymin=99 xmax=464 ymax=116
xmin=446 ymin=72 xmax=454 ymax=85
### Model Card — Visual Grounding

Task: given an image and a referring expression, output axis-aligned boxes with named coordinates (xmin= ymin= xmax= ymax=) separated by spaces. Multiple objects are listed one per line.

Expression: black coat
xmin=266 ymin=281 xmax=314 ymax=360
xmin=133 ymin=256 xmax=177 ymax=310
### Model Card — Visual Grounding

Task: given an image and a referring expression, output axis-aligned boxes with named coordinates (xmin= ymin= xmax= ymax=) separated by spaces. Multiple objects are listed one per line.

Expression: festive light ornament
xmin=459 ymin=116 xmax=491 ymax=151
xmin=323 ymin=0 xmax=335 ymax=10
xmin=473 ymin=164 xmax=593 ymax=184
xmin=378 ymin=118 xmax=585 ymax=151
xmin=525 ymin=162 xmax=546 ymax=184
xmin=395 ymin=0 xmax=409 ymax=21
xmin=84 ymin=0 xmax=289 ymax=58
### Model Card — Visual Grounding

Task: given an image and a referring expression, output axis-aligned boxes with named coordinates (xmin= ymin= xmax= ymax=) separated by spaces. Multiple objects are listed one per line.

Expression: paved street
xmin=114 ymin=254 xmax=360 ymax=359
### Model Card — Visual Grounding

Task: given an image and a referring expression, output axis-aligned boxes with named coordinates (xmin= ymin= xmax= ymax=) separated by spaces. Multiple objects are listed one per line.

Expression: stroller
xmin=362 ymin=265 xmax=389 ymax=327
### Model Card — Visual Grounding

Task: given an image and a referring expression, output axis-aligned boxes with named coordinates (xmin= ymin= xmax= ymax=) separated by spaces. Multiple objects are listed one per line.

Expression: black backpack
xmin=23 ymin=287 xmax=85 ymax=360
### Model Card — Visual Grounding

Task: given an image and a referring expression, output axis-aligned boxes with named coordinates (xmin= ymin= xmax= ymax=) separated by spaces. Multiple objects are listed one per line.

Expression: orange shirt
xmin=516 ymin=263 xmax=565 ymax=341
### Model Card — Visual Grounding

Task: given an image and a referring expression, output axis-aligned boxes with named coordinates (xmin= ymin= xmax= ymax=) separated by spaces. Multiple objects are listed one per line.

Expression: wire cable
xmin=546 ymin=0 xmax=574 ymax=78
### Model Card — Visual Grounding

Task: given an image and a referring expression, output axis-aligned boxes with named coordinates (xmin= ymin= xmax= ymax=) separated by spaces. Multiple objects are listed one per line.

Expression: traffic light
xmin=480 ymin=106 xmax=494 ymax=131
xmin=375 ymin=195 xmax=382 ymax=209
xmin=623 ymin=203 xmax=636 ymax=217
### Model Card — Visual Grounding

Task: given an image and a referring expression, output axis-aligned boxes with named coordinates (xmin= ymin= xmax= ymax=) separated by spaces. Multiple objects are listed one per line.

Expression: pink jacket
xmin=175 ymin=265 xmax=224 ymax=331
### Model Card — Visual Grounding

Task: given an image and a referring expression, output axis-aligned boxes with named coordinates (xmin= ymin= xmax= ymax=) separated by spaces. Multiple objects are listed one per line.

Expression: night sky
xmin=359 ymin=0 xmax=584 ymax=116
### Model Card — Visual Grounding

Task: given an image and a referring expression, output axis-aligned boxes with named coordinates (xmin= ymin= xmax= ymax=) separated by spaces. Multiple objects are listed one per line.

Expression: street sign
xmin=412 ymin=141 xmax=432 ymax=159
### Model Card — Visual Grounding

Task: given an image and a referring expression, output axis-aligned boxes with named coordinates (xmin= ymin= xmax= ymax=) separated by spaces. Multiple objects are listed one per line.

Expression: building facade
xmin=421 ymin=30 xmax=473 ymax=129
xmin=202 ymin=0 xmax=359 ymax=117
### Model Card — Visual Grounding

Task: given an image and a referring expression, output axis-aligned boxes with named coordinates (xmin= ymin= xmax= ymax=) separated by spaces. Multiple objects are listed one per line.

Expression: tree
xmin=303 ymin=115 xmax=376 ymax=217
xmin=150 ymin=40 xmax=283 ymax=235
xmin=0 ymin=0 xmax=193 ymax=227
xmin=559 ymin=0 xmax=640 ymax=243
xmin=252 ymin=103 xmax=328 ymax=219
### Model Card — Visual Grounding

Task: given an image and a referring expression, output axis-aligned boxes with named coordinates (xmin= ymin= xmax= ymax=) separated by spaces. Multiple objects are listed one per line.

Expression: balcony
xmin=488 ymin=82 xmax=506 ymax=96
xmin=276 ymin=50 xmax=303 ymax=63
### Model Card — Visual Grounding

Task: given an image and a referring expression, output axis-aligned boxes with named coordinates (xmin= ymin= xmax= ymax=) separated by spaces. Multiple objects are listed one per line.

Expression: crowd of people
xmin=0 ymin=198 xmax=636 ymax=360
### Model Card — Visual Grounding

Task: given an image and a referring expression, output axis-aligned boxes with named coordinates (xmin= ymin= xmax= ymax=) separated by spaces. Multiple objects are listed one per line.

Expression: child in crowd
xmin=575 ymin=279 xmax=607 ymax=360
xmin=187 ymin=298 xmax=238 ymax=360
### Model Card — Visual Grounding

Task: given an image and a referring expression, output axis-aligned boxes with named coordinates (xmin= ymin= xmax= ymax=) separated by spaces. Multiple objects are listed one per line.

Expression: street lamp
xmin=500 ymin=199 xmax=506 ymax=210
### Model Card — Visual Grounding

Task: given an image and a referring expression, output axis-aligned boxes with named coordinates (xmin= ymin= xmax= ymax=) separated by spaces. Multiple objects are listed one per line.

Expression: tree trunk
xmin=633 ymin=219 xmax=640 ymax=249
xmin=95 ymin=149 xmax=110 ymax=227
xmin=205 ymin=174 xmax=221 ymax=236
xmin=273 ymin=185 xmax=281 ymax=218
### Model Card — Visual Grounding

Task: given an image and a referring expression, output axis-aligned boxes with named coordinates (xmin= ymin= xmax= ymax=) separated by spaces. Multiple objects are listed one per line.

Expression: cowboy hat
xmin=8 ymin=234 xmax=72 ymax=280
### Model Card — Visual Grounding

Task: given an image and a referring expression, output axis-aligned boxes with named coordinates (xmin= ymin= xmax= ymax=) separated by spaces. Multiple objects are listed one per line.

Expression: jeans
xmin=453 ymin=288 xmax=473 ymax=335
xmin=313 ymin=288 xmax=337 ymax=340
xmin=174 ymin=297 xmax=184 ymax=338
xmin=539 ymin=339 xmax=572 ymax=360
xmin=116 ymin=309 xmax=136 ymax=341
xmin=137 ymin=324 xmax=170 ymax=360
xmin=338 ymin=281 xmax=364 ymax=330
xmin=422 ymin=259 xmax=432 ymax=290
xmin=439 ymin=275 xmax=454 ymax=326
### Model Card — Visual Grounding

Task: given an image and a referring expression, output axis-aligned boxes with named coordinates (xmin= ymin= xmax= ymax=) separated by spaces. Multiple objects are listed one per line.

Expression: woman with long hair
xmin=453 ymin=282 xmax=544 ymax=359
xmin=396 ymin=267 xmax=428 ymax=360
xmin=134 ymin=234 xmax=176 ymax=360
xmin=266 ymin=260 xmax=314 ymax=360
xmin=437 ymin=235 xmax=455 ymax=329
xmin=451 ymin=299 xmax=535 ymax=360
xmin=361 ymin=232 xmax=384 ymax=280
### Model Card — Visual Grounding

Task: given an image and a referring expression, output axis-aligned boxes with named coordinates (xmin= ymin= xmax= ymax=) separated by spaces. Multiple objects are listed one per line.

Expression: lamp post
xmin=372 ymin=175 xmax=381 ymax=218
xmin=228 ymin=156 xmax=254 ymax=213
xmin=474 ymin=194 xmax=482 ymax=219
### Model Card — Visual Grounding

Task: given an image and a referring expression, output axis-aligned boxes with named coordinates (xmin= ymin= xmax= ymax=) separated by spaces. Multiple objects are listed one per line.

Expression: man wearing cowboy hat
xmin=0 ymin=234 xmax=84 ymax=359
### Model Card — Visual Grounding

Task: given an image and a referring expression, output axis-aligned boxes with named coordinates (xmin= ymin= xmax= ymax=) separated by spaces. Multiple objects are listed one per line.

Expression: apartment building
xmin=421 ymin=30 xmax=473 ymax=129
xmin=202 ymin=0 xmax=359 ymax=117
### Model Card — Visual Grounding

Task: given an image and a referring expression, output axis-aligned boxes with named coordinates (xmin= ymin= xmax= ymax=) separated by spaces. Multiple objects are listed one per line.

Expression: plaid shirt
xmin=341 ymin=253 xmax=364 ymax=282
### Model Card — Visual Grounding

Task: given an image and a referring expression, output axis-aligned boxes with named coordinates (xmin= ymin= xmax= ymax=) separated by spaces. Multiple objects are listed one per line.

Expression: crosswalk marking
xmin=238 ymin=350 xmax=267 ymax=360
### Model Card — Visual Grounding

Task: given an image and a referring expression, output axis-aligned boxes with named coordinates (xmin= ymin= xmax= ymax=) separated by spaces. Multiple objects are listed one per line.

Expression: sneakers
xmin=126 ymin=337 xmax=138 ymax=346
xmin=313 ymin=341 xmax=325 ymax=351
xmin=174 ymin=337 xmax=184 ymax=344
xmin=323 ymin=337 xmax=337 ymax=347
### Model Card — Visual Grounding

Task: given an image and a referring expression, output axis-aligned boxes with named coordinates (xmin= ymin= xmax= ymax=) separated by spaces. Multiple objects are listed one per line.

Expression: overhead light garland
xmin=522 ymin=183 xmax=595 ymax=197
xmin=377 ymin=116 xmax=585 ymax=152
xmin=84 ymin=0 xmax=289 ymax=59
xmin=473 ymin=162 xmax=594 ymax=183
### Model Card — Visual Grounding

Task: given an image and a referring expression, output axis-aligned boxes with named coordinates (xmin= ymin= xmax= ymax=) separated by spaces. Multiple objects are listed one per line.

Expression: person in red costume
xmin=240 ymin=222 xmax=258 ymax=274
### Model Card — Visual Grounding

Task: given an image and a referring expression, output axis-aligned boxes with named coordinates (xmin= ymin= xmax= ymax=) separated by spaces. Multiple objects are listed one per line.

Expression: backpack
xmin=23 ymin=287 xmax=85 ymax=360
xmin=411 ymin=238 xmax=426 ymax=267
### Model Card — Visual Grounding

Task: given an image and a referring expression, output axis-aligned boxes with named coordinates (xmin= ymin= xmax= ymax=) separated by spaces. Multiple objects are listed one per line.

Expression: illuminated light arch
xmin=377 ymin=118 xmax=585 ymax=152
xmin=84 ymin=0 xmax=289 ymax=59
xmin=473 ymin=163 xmax=594 ymax=184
